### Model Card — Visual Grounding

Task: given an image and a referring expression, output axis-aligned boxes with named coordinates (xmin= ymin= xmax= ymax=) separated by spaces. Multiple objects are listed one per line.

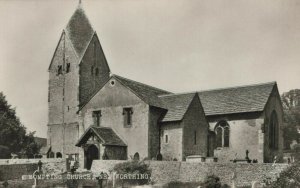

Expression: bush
xmin=0 ymin=145 xmax=10 ymax=159
xmin=166 ymin=181 xmax=202 ymax=188
xmin=267 ymin=161 xmax=300 ymax=188
xmin=203 ymin=175 xmax=222 ymax=188
xmin=113 ymin=160 xmax=151 ymax=186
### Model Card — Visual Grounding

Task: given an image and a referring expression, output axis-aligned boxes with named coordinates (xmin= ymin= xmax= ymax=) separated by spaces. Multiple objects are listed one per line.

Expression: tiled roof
xmin=76 ymin=126 xmax=127 ymax=147
xmin=113 ymin=75 xmax=172 ymax=108
xmin=65 ymin=5 xmax=94 ymax=58
xmin=198 ymin=82 xmax=276 ymax=116
xmin=158 ymin=82 xmax=276 ymax=121
xmin=34 ymin=137 xmax=47 ymax=147
xmin=159 ymin=93 xmax=197 ymax=122
xmin=39 ymin=146 xmax=51 ymax=155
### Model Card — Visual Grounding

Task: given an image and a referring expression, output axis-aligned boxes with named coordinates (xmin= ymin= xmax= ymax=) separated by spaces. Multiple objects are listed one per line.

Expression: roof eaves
xmin=75 ymin=126 xmax=104 ymax=146
xmin=112 ymin=75 xmax=151 ymax=104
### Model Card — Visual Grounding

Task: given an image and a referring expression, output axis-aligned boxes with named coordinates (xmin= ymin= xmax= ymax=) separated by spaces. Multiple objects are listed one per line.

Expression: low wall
xmin=0 ymin=163 xmax=37 ymax=180
xmin=0 ymin=159 xmax=65 ymax=180
xmin=91 ymin=160 xmax=289 ymax=186
xmin=0 ymin=158 xmax=64 ymax=165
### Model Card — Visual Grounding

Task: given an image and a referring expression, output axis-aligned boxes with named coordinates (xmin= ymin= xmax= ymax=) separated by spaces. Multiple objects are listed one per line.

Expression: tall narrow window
xmin=57 ymin=65 xmax=62 ymax=75
xmin=123 ymin=107 xmax=133 ymax=127
xmin=95 ymin=68 xmax=99 ymax=76
xmin=66 ymin=63 xmax=70 ymax=73
xmin=269 ymin=111 xmax=278 ymax=149
xmin=216 ymin=126 xmax=223 ymax=147
xmin=91 ymin=66 xmax=94 ymax=75
xmin=165 ymin=135 xmax=168 ymax=143
xmin=224 ymin=126 xmax=230 ymax=147
xmin=215 ymin=121 xmax=230 ymax=148
xmin=92 ymin=110 xmax=101 ymax=127
xmin=194 ymin=131 xmax=197 ymax=145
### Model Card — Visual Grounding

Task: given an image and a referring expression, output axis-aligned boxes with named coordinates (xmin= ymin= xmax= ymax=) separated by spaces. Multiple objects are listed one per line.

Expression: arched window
xmin=269 ymin=111 xmax=279 ymax=149
xmin=215 ymin=121 xmax=230 ymax=148
xmin=133 ymin=152 xmax=140 ymax=161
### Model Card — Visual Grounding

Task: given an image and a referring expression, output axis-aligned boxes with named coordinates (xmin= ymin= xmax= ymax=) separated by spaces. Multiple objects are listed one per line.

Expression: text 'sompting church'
xmin=44 ymin=3 xmax=283 ymax=169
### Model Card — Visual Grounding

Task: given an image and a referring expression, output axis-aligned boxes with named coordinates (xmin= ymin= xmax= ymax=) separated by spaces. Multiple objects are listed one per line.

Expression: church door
xmin=85 ymin=145 xmax=99 ymax=170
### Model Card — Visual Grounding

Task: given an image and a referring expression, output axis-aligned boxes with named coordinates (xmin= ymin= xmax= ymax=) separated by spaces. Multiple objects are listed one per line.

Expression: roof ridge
xmin=112 ymin=74 xmax=172 ymax=94
xmin=159 ymin=92 xmax=197 ymax=97
xmin=159 ymin=81 xmax=276 ymax=97
xmin=92 ymin=126 xmax=112 ymax=129
xmin=198 ymin=81 xmax=276 ymax=93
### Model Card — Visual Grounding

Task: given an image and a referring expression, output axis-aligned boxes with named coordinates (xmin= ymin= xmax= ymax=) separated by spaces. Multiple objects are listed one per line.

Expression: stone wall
xmin=262 ymin=85 xmax=284 ymax=162
xmin=0 ymin=159 xmax=65 ymax=180
xmin=160 ymin=122 xmax=183 ymax=161
xmin=209 ymin=117 xmax=264 ymax=163
xmin=148 ymin=106 xmax=165 ymax=160
xmin=91 ymin=160 xmax=289 ymax=187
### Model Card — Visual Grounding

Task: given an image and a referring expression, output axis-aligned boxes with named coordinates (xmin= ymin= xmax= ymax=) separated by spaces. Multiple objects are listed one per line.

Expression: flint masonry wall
xmin=91 ymin=160 xmax=289 ymax=187
xmin=208 ymin=113 xmax=265 ymax=163
xmin=262 ymin=86 xmax=284 ymax=163
xmin=0 ymin=159 xmax=65 ymax=180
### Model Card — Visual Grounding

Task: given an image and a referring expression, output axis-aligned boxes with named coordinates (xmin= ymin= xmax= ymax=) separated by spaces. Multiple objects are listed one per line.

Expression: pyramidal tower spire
xmin=65 ymin=1 xmax=94 ymax=58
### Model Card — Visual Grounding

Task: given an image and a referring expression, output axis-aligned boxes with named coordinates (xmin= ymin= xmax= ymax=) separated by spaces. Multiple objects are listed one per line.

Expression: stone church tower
xmin=47 ymin=4 xmax=110 ymax=157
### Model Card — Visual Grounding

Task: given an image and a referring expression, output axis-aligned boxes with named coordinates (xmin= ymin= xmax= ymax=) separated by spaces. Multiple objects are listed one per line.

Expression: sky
xmin=0 ymin=0 xmax=299 ymax=137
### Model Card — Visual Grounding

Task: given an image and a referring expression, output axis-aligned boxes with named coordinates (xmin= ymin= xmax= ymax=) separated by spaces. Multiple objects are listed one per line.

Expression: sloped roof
xmin=76 ymin=126 xmax=127 ymax=147
xmin=197 ymin=82 xmax=276 ymax=116
xmin=65 ymin=5 xmax=94 ymax=58
xmin=113 ymin=75 xmax=172 ymax=108
xmin=34 ymin=137 xmax=47 ymax=147
xmin=159 ymin=93 xmax=197 ymax=122
xmin=39 ymin=146 xmax=51 ymax=155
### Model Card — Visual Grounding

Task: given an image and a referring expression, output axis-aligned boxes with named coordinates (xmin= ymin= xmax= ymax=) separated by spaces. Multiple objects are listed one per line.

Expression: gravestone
xmin=156 ymin=153 xmax=162 ymax=161
xmin=32 ymin=160 xmax=43 ymax=188
xmin=231 ymin=171 xmax=237 ymax=188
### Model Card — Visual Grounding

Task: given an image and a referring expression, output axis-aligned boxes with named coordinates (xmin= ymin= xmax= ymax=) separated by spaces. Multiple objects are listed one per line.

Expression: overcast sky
xmin=0 ymin=0 xmax=299 ymax=137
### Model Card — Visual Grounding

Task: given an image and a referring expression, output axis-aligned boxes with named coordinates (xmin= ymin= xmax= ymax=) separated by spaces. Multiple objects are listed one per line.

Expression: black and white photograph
xmin=0 ymin=0 xmax=299 ymax=187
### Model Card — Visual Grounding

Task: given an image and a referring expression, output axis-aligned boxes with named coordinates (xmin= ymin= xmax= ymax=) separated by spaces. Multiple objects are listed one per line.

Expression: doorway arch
xmin=85 ymin=145 xmax=99 ymax=170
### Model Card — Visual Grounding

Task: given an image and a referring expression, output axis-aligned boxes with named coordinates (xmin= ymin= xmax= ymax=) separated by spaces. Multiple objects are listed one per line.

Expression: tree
xmin=0 ymin=92 xmax=40 ymax=158
xmin=281 ymin=89 xmax=300 ymax=149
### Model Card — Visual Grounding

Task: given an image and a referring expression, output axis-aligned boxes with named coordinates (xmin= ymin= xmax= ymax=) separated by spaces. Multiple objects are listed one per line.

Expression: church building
xmin=46 ymin=4 xmax=283 ymax=169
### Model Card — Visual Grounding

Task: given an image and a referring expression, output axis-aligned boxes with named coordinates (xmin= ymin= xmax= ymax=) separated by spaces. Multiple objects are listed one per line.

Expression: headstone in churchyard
xmin=245 ymin=150 xmax=251 ymax=163
xmin=156 ymin=153 xmax=162 ymax=161
xmin=66 ymin=155 xmax=73 ymax=171
xmin=272 ymin=156 xmax=277 ymax=166
xmin=252 ymin=181 xmax=263 ymax=188
xmin=231 ymin=171 xmax=237 ymax=188
xmin=32 ymin=160 xmax=43 ymax=188
xmin=2 ymin=181 xmax=8 ymax=188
